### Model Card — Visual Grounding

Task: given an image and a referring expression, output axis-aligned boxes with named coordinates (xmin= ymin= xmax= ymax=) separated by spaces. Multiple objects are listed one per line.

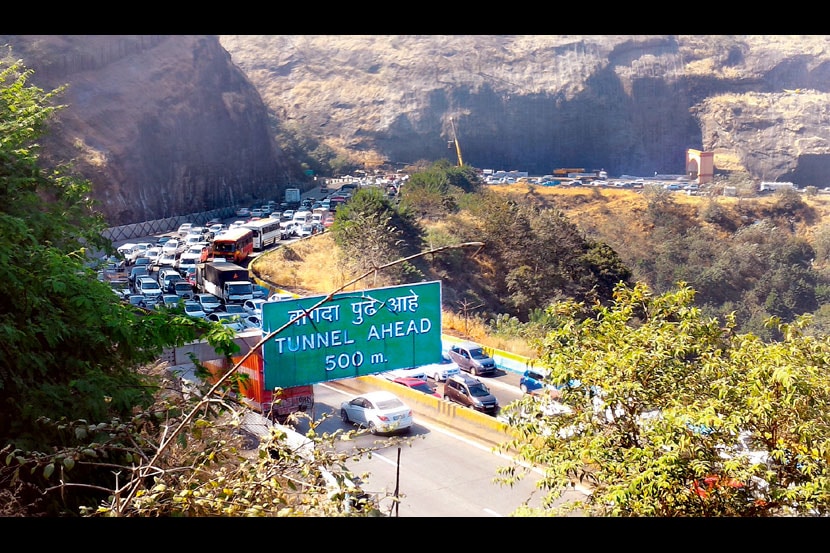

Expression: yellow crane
xmin=449 ymin=117 xmax=464 ymax=167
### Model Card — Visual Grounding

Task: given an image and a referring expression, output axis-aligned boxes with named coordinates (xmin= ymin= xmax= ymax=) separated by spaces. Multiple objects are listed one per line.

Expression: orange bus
xmin=211 ymin=227 xmax=254 ymax=264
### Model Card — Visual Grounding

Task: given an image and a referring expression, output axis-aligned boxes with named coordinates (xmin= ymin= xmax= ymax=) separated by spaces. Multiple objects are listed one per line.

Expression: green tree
xmin=331 ymin=187 xmax=425 ymax=286
xmin=498 ymin=282 xmax=830 ymax=517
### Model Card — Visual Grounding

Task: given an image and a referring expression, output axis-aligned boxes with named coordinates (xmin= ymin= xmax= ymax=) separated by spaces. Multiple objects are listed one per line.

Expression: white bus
xmin=243 ymin=218 xmax=283 ymax=250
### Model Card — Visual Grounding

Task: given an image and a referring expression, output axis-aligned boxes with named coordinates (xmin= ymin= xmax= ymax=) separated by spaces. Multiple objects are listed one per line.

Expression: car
xmin=159 ymin=269 xmax=184 ymax=293
xmin=268 ymin=292 xmax=295 ymax=302
xmin=208 ymin=223 xmax=224 ymax=235
xmin=156 ymin=236 xmax=172 ymax=247
xmin=179 ymin=244 xmax=210 ymax=266
xmin=420 ymin=351 xmax=461 ymax=382
xmin=177 ymin=223 xmax=193 ymax=237
xmin=194 ymin=293 xmax=223 ymax=313
xmin=183 ymin=300 xmax=207 ymax=319
xmin=133 ymin=256 xmax=152 ymax=269
xmin=222 ymin=303 xmax=247 ymax=316
xmin=172 ymin=280 xmax=194 ymax=300
xmin=250 ymin=208 xmax=264 ymax=218
xmin=158 ymin=250 xmax=181 ymax=267
xmin=384 ymin=367 xmax=427 ymax=381
xmin=162 ymin=239 xmax=181 ymax=255
xmin=448 ymin=341 xmax=497 ymax=376
xmin=128 ymin=265 xmax=150 ymax=287
xmin=126 ymin=294 xmax=148 ymax=308
xmin=519 ymin=367 xmax=581 ymax=397
xmin=243 ymin=298 xmax=267 ymax=317
xmin=235 ymin=207 xmax=251 ymax=218
xmin=443 ymin=373 xmax=499 ymax=416
xmin=101 ymin=254 xmax=126 ymax=274
xmin=207 ymin=311 xmax=246 ymax=332
xmin=339 ymin=391 xmax=413 ymax=435
xmin=519 ymin=368 xmax=550 ymax=396
xmin=108 ymin=278 xmax=131 ymax=299
xmin=135 ymin=276 xmax=163 ymax=305
xmin=144 ymin=247 xmax=163 ymax=265
xmin=116 ymin=243 xmax=141 ymax=265
xmin=183 ymin=234 xmax=204 ymax=248
xmin=242 ymin=314 xmax=262 ymax=330
xmin=156 ymin=294 xmax=181 ymax=310
xmin=392 ymin=377 xmax=440 ymax=398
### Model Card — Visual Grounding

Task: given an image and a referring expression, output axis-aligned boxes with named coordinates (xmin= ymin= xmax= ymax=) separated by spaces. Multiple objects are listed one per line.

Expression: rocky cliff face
xmin=222 ymin=35 xmax=830 ymax=185
xmin=1 ymin=35 xmax=302 ymax=225
xmin=4 ymin=35 xmax=830 ymax=226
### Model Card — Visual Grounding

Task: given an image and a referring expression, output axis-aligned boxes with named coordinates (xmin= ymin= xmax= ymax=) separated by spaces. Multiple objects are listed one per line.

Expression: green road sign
xmin=261 ymin=281 xmax=442 ymax=389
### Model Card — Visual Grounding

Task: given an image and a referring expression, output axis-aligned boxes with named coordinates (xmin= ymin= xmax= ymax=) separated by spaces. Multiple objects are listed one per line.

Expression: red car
xmin=392 ymin=377 xmax=440 ymax=398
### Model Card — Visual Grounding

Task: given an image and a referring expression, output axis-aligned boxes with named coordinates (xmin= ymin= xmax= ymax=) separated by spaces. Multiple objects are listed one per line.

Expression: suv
xmin=158 ymin=268 xmax=184 ymax=293
xmin=135 ymin=276 xmax=163 ymax=305
xmin=448 ymin=342 xmax=497 ymax=376
xmin=443 ymin=374 xmax=499 ymax=416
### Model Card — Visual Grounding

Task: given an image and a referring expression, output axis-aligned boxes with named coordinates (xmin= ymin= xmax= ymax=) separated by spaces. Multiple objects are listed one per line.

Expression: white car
xmin=242 ymin=315 xmax=262 ymax=330
xmin=183 ymin=301 xmax=207 ymax=319
xmin=243 ymin=298 xmax=267 ymax=317
xmin=194 ymin=293 xmax=222 ymax=313
xmin=383 ymin=367 xmax=427 ymax=381
xmin=144 ymin=247 xmax=163 ymax=265
xmin=235 ymin=207 xmax=251 ymax=218
xmin=340 ymin=391 xmax=413 ymax=435
xmin=207 ymin=311 xmax=246 ymax=333
xmin=162 ymin=239 xmax=181 ymax=255
xmin=158 ymin=250 xmax=180 ymax=267
xmin=177 ymin=223 xmax=193 ymax=237
xmin=419 ymin=352 xmax=461 ymax=382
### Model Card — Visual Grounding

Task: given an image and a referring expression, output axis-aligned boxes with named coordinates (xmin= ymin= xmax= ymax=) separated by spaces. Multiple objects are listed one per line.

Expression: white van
xmin=292 ymin=211 xmax=310 ymax=225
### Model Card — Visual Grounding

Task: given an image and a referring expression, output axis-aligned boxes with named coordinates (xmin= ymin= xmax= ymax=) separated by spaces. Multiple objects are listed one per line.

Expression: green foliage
xmin=0 ymin=57 xmax=225 ymax=506
xmin=399 ymin=159 xmax=475 ymax=218
xmin=330 ymin=187 xmax=425 ymax=285
xmin=498 ymin=282 xmax=830 ymax=517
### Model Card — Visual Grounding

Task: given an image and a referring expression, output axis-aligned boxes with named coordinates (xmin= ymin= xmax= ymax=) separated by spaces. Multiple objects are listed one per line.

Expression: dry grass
xmin=248 ymin=185 xmax=830 ymax=356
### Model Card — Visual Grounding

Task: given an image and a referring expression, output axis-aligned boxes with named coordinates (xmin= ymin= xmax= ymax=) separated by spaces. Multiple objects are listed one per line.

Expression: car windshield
xmin=468 ymin=383 xmax=491 ymax=397
xmin=411 ymin=382 xmax=433 ymax=394
xmin=470 ymin=348 xmax=487 ymax=359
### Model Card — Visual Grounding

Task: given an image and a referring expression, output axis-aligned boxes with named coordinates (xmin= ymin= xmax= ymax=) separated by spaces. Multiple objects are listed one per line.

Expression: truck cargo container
xmin=203 ymin=352 xmax=314 ymax=423
xmin=196 ymin=261 xmax=254 ymax=303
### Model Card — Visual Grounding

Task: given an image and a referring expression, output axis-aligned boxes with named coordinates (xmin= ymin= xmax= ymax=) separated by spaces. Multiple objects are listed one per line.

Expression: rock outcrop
xmin=4 ymin=35 xmax=830 ymax=225
xmin=222 ymin=35 xmax=830 ymax=186
xmin=1 ymin=35 xmax=302 ymax=225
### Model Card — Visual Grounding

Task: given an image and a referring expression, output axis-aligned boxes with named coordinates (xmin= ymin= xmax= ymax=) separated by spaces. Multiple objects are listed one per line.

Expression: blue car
xmin=519 ymin=368 xmax=581 ymax=396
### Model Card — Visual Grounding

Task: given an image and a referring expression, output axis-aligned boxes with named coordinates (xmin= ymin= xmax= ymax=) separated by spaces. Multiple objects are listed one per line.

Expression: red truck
xmin=203 ymin=352 xmax=314 ymax=423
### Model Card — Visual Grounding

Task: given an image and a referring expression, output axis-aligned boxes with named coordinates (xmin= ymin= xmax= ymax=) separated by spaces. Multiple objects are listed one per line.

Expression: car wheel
xmin=443 ymin=394 xmax=450 ymax=401
xmin=520 ymin=384 xmax=528 ymax=394
xmin=472 ymin=367 xmax=479 ymax=376
xmin=340 ymin=409 xmax=350 ymax=424
xmin=368 ymin=421 xmax=377 ymax=434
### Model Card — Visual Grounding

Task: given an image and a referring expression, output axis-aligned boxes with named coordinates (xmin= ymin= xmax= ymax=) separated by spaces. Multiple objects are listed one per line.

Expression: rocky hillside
xmin=0 ymin=35 xmax=305 ymax=225
xmin=220 ymin=35 xmax=830 ymax=185
xmin=4 ymin=35 xmax=830 ymax=225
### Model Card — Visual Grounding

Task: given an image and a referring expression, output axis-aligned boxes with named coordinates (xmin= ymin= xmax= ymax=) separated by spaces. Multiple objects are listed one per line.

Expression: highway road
xmin=289 ymin=381 xmax=589 ymax=517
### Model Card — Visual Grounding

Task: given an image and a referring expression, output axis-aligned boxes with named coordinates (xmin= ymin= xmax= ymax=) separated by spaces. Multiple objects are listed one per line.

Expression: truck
xmin=196 ymin=261 xmax=254 ymax=304
xmin=203 ymin=352 xmax=315 ymax=423
xmin=284 ymin=187 xmax=301 ymax=207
